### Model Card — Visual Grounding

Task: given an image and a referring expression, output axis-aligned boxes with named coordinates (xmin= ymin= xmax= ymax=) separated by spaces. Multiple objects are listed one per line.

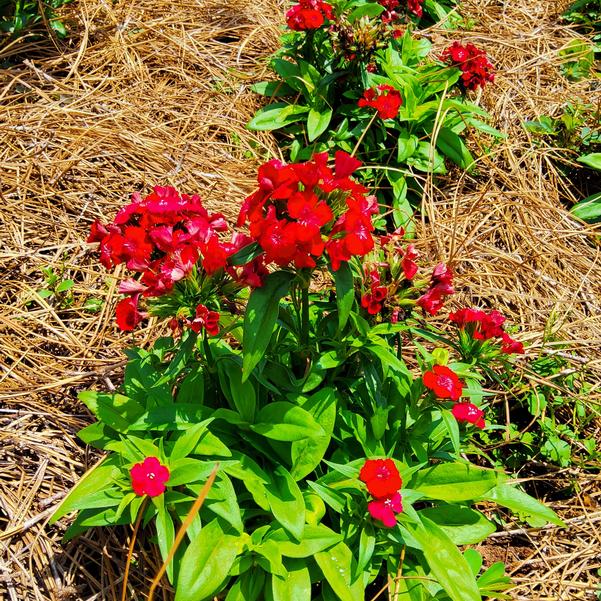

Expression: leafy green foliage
xmin=0 ymin=0 xmax=72 ymax=38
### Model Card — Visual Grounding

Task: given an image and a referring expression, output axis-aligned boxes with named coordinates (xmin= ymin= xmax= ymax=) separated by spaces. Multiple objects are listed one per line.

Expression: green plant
xmin=0 ymin=0 xmax=71 ymax=38
xmin=248 ymin=1 xmax=501 ymax=230
xmin=54 ymin=166 xmax=562 ymax=601
xmin=562 ymin=0 xmax=601 ymax=46
xmin=34 ymin=266 xmax=75 ymax=305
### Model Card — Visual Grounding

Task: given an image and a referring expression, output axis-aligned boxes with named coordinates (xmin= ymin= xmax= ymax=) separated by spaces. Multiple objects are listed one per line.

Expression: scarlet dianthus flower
xmin=187 ymin=304 xmax=220 ymax=336
xmin=359 ymin=458 xmax=402 ymax=499
xmin=368 ymin=492 xmax=403 ymax=527
xmin=130 ymin=457 xmax=170 ymax=497
xmin=423 ymin=364 xmax=463 ymax=401
xmin=286 ymin=0 xmax=333 ymax=31
xmin=358 ymin=85 xmax=402 ymax=120
xmin=452 ymin=402 xmax=485 ymax=429
xmin=417 ymin=263 xmax=454 ymax=315
xmin=442 ymin=42 xmax=495 ymax=91
xmin=115 ymin=295 xmax=143 ymax=332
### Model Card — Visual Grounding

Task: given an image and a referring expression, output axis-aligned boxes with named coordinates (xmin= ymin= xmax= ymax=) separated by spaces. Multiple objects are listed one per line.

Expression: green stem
xmin=300 ymin=284 xmax=310 ymax=349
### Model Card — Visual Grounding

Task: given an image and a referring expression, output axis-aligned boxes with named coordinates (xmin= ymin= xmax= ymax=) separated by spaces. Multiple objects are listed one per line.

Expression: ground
xmin=0 ymin=0 xmax=600 ymax=599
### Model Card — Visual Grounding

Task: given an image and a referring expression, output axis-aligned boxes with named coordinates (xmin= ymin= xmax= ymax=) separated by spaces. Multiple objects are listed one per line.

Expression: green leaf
xmin=571 ymin=191 xmax=601 ymax=223
xmin=219 ymin=360 xmax=256 ymax=422
xmin=251 ymin=402 xmax=325 ymax=441
xmin=251 ymin=81 xmax=296 ymax=97
xmin=577 ymin=152 xmax=601 ymax=171
xmin=78 ymin=391 xmax=144 ymax=433
xmin=265 ymin=466 xmax=305 ymax=541
xmin=419 ymin=506 xmax=496 ymax=545
xmin=480 ymin=484 xmax=565 ymax=527
xmin=269 ymin=524 xmax=341 ymax=558
xmin=175 ymin=519 xmax=240 ymax=601
xmin=332 ymin=260 xmax=354 ymax=331
xmin=55 ymin=279 xmax=75 ymax=293
xmin=171 ymin=421 xmax=210 ymax=460
xmin=290 ymin=388 xmax=337 ymax=480
xmin=315 ymin=542 xmax=364 ymax=601
xmin=225 ymin=570 xmax=266 ymax=601
xmin=411 ymin=515 xmax=482 ymax=601
xmin=248 ymin=103 xmax=309 ymax=131
xmin=272 ymin=560 xmax=311 ymax=601
xmin=242 ymin=271 xmax=294 ymax=379
xmin=411 ymin=463 xmax=501 ymax=502
xmin=307 ymin=107 xmax=333 ymax=142
xmin=436 ymin=127 xmax=475 ymax=170
xmin=51 ymin=457 xmax=120 ymax=523
xmin=155 ymin=496 xmax=176 ymax=582
xmin=348 ymin=2 xmax=385 ymax=21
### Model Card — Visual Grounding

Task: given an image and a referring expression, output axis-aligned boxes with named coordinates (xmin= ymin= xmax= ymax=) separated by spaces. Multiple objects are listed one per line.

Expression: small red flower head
xmin=501 ymin=333 xmax=525 ymax=355
xmin=130 ymin=456 xmax=170 ymax=497
xmin=188 ymin=303 xmax=220 ymax=336
xmin=368 ymin=492 xmax=403 ymax=527
xmin=359 ymin=458 xmax=402 ymax=499
xmin=423 ymin=364 xmax=463 ymax=401
xmin=452 ymin=402 xmax=485 ymax=429
xmin=115 ymin=295 xmax=143 ymax=332
xmin=358 ymin=85 xmax=402 ymax=120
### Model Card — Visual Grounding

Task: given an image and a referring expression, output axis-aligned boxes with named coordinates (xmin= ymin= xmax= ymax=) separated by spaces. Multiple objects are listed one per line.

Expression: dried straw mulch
xmin=0 ymin=0 xmax=600 ymax=598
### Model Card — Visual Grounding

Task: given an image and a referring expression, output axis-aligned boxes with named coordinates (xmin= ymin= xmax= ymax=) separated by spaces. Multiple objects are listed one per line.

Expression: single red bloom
xmin=188 ymin=303 xmax=220 ymax=336
xmin=423 ymin=364 xmax=463 ymax=401
xmin=442 ymin=42 xmax=494 ymax=91
xmin=449 ymin=307 xmax=487 ymax=326
xmin=359 ymin=458 xmax=402 ymax=499
xmin=368 ymin=491 xmax=403 ymax=527
xmin=115 ymin=295 xmax=142 ymax=331
xmin=130 ymin=456 xmax=170 ymax=497
xmin=402 ymin=244 xmax=419 ymax=280
xmin=452 ymin=402 xmax=485 ymax=429
xmin=407 ymin=0 xmax=423 ymax=17
xmin=286 ymin=0 xmax=333 ymax=30
xmin=501 ymin=332 xmax=525 ymax=355
xmin=358 ymin=85 xmax=402 ymax=120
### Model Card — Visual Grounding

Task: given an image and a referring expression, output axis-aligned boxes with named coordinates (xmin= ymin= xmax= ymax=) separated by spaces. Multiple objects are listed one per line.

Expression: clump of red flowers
xmin=130 ymin=456 xmax=170 ymax=497
xmin=88 ymin=186 xmax=231 ymax=330
xmin=422 ymin=364 xmax=463 ymax=401
xmin=441 ymin=42 xmax=495 ymax=91
xmin=449 ymin=307 xmax=524 ymax=355
xmin=361 ymin=269 xmax=388 ymax=315
xmin=358 ymin=84 xmax=402 ymax=120
xmin=286 ymin=0 xmax=334 ymax=31
xmin=378 ymin=0 xmax=423 ymax=20
xmin=239 ymin=151 xmax=379 ymax=271
xmin=360 ymin=458 xmax=403 ymax=527
xmin=417 ymin=263 xmax=454 ymax=315
xmin=187 ymin=303 xmax=220 ymax=336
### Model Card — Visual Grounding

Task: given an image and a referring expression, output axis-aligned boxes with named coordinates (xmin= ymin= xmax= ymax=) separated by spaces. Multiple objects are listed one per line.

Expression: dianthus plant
xmin=249 ymin=0 xmax=500 ymax=230
xmin=54 ymin=154 xmax=561 ymax=601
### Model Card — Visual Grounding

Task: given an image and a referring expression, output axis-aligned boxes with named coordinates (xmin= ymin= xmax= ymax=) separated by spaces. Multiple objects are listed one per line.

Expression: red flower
xmin=423 ymin=364 xmax=463 ymax=401
xmin=501 ymin=333 xmax=525 ymax=355
xmin=442 ymin=42 xmax=494 ymax=91
xmin=407 ymin=0 xmax=423 ymax=17
xmin=286 ymin=0 xmax=333 ymax=31
xmin=401 ymin=244 xmax=419 ymax=280
xmin=368 ymin=492 xmax=403 ymax=527
xmin=188 ymin=304 xmax=220 ymax=336
xmin=115 ymin=295 xmax=143 ymax=332
xmin=452 ymin=402 xmax=485 ymax=429
xmin=359 ymin=458 xmax=402 ymax=499
xmin=130 ymin=456 xmax=170 ymax=497
xmin=417 ymin=263 xmax=454 ymax=315
xmin=358 ymin=85 xmax=402 ymax=120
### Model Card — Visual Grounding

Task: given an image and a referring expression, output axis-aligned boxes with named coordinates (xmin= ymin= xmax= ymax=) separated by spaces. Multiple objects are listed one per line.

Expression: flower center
xmin=438 ymin=375 xmax=453 ymax=390
xmin=376 ymin=466 xmax=390 ymax=479
xmin=148 ymin=472 xmax=155 ymax=479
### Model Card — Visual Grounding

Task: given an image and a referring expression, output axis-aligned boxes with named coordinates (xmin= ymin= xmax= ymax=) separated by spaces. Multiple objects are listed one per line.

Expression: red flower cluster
xmin=88 ymin=186 xmax=231 ymax=330
xmin=417 ymin=263 xmax=454 ymax=315
xmin=361 ymin=269 xmax=388 ymax=315
xmin=358 ymin=85 xmax=402 ymax=120
xmin=449 ymin=308 xmax=524 ymax=355
xmin=423 ymin=365 xmax=486 ymax=428
xmin=423 ymin=364 xmax=463 ymax=401
xmin=452 ymin=402 xmax=485 ymax=429
xmin=239 ymin=151 xmax=379 ymax=271
xmin=442 ymin=42 xmax=495 ymax=91
xmin=360 ymin=459 xmax=403 ymax=528
xmin=286 ymin=0 xmax=333 ymax=31
xmin=378 ymin=0 xmax=422 ymax=20
xmin=187 ymin=303 xmax=220 ymax=336
xmin=130 ymin=456 xmax=170 ymax=497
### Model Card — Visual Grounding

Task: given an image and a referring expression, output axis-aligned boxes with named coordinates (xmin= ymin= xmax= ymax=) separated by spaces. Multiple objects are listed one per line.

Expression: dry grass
xmin=0 ymin=0 xmax=600 ymax=598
